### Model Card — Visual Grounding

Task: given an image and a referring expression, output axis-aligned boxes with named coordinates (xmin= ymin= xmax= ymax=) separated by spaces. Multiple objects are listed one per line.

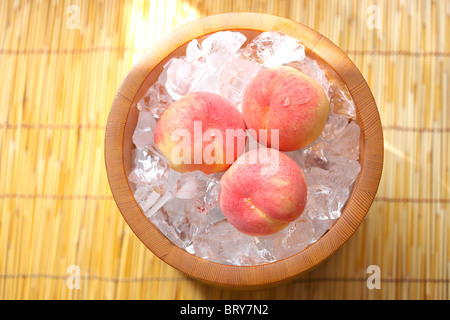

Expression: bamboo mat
xmin=0 ymin=0 xmax=448 ymax=300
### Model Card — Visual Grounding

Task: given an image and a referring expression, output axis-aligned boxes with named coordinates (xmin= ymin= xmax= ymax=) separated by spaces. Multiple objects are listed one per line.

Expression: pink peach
xmin=219 ymin=148 xmax=307 ymax=236
xmin=242 ymin=66 xmax=329 ymax=151
xmin=155 ymin=91 xmax=247 ymax=174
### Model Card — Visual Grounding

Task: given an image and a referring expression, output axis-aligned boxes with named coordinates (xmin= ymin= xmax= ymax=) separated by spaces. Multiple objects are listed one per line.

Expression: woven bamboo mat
xmin=0 ymin=0 xmax=448 ymax=300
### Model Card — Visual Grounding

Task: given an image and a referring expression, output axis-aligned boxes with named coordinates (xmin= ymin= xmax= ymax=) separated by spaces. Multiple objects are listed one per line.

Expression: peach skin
xmin=154 ymin=91 xmax=247 ymax=174
xmin=242 ymin=66 xmax=329 ymax=151
xmin=219 ymin=148 xmax=307 ymax=236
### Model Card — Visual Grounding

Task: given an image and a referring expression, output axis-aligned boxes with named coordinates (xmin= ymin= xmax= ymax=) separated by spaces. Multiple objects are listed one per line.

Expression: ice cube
xmin=328 ymin=78 xmax=357 ymax=120
xmin=132 ymin=111 xmax=156 ymax=150
xmin=172 ymin=171 xmax=221 ymax=214
xmin=164 ymin=58 xmax=208 ymax=100
xmin=305 ymin=152 xmax=360 ymax=190
xmin=219 ymin=56 xmax=264 ymax=111
xmin=185 ymin=32 xmax=248 ymax=96
xmin=330 ymin=95 xmax=357 ymax=120
xmin=185 ymin=39 xmax=205 ymax=64
xmin=149 ymin=195 xmax=209 ymax=249
xmin=145 ymin=190 xmax=172 ymax=218
xmin=329 ymin=121 xmax=361 ymax=161
xmin=326 ymin=153 xmax=361 ymax=188
xmin=148 ymin=207 xmax=186 ymax=249
xmin=128 ymin=145 xmax=170 ymax=194
xmin=133 ymin=186 xmax=161 ymax=216
xmin=172 ymin=172 xmax=198 ymax=199
xmin=272 ymin=184 xmax=336 ymax=260
xmin=304 ymin=166 xmax=329 ymax=187
xmin=190 ymin=220 xmax=276 ymax=265
xmin=205 ymin=205 xmax=226 ymax=225
xmin=200 ymin=31 xmax=247 ymax=71
xmin=192 ymin=69 xmax=222 ymax=95
xmin=306 ymin=182 xmax=350 ymax=223
xmin=305 ymin=185 xmax=335 ymax=230
xmin=327 ymin=186 xmax=351 ymax=220
xmin=283 ymin=149 xmax=305 ymax=169
xmin=272 ymin=219 xmax=314 ymax=260
xmin=290 ymin=56 xmax=330 ymax=94
xmin=306 ymin=185 xmax=330 ymax=217
xmin=241 ymin=31 xmax=305 ymax=68
xmin=320 ymin=112 xmax=350 ymax=142
xmin=166 ymin=169 xmax=183 ymax=193
xmin=137 ymin=82 xmax=174 ymax=118
xmin=301 ymin=142 xmax=330 ymax=170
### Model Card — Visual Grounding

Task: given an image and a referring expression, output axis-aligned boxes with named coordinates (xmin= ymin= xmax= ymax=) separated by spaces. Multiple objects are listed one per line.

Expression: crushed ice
xmin=129 ymin=31 xmax=361 ymax=266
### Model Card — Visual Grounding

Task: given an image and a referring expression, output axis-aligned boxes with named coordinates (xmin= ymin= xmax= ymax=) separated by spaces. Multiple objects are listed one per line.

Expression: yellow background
xmin=0 ymin=0 xmax=448 ymax=299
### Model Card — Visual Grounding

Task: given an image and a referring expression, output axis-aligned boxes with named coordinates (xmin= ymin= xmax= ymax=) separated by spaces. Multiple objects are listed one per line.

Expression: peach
xmin=219 ymin=148 xmax=307 ymax=236
xmin=242 ymin=65 xmax=329 ymax=151
xmin=154 ymin=91 xmax=247 ymax=174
